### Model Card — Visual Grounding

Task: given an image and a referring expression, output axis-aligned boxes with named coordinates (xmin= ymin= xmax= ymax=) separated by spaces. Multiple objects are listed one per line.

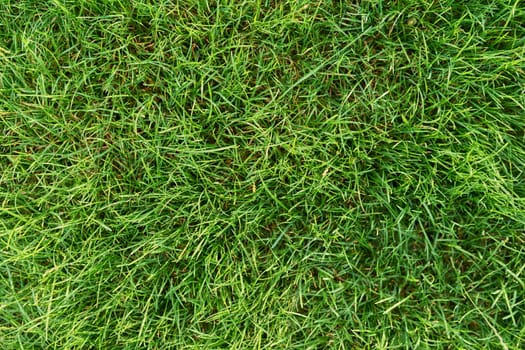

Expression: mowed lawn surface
xmin=1 ymin=0 xmax=524 ymax=348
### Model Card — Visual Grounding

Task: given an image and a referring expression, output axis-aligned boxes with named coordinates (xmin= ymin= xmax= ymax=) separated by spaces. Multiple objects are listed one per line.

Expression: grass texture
xmin=1 ymin=0 xmax=524 ymax=348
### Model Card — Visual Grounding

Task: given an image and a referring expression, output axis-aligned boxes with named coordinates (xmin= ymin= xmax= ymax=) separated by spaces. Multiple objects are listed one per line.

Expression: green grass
xmin=1 ymin=0 xmax=524 ymax=348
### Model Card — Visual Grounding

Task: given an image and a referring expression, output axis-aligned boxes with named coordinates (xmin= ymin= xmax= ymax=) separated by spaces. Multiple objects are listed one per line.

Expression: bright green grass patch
xmin=1 ymin=0 xmax=524 ymax=348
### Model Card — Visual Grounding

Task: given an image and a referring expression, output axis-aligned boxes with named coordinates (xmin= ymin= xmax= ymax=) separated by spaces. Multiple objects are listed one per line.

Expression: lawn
xmin=1 ymin=0 xmax=524 ymax=348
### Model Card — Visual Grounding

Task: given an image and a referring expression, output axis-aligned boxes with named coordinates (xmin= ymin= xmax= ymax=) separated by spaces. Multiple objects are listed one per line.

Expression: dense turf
xmin=1 ymin=0 xmax=524 ymax=348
